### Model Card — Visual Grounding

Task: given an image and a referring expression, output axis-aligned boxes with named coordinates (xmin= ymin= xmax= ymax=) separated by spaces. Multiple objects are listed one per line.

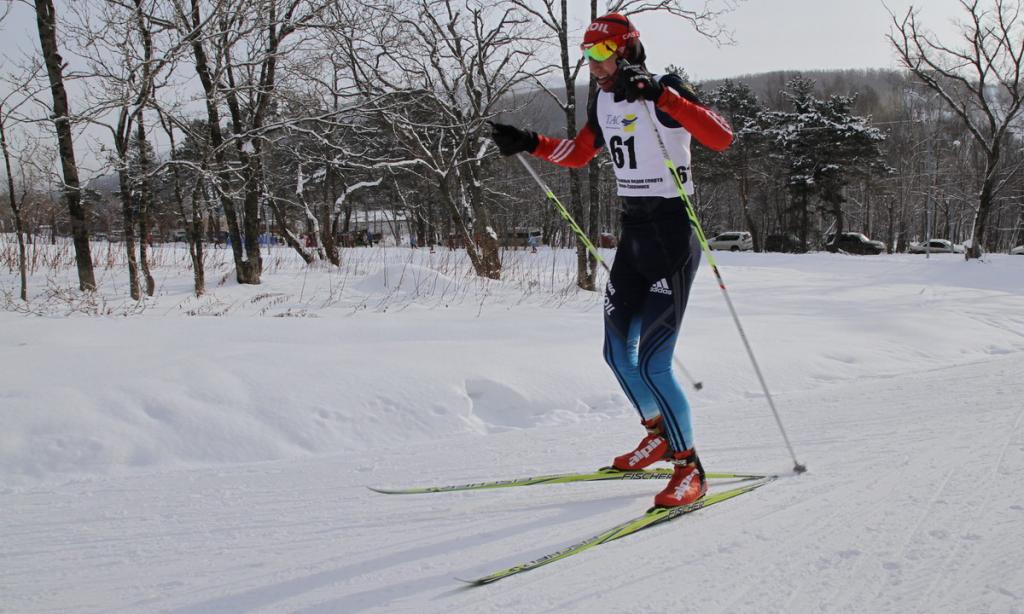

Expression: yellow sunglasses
xmin=582 ymin=39 xmax=619 ymax=62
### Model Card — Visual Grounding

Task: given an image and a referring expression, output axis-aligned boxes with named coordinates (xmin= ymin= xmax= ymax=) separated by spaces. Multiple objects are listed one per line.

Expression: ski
xmin=461 ymin=477 xmax=775 ymax=585
xmin=368 ymin=467 xmax=768 ymax=495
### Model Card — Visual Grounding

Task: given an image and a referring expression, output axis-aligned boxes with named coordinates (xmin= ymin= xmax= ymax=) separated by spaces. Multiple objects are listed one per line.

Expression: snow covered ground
xmin=2 ymin=243 xmax=1023 ymax=613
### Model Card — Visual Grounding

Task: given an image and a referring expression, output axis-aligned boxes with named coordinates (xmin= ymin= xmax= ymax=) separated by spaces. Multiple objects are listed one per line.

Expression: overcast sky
xmin=628 ymin=0 xmax=966 ymax=80
xmin=0 ymin=0 xmax=970 ymax=174
xmin=0 ymin=0 xmax=971 ymax=80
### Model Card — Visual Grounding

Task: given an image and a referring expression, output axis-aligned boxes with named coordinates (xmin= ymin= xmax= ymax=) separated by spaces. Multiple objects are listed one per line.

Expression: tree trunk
xmin=135 ymin=116 xmax=155 ymax=296
xmin=558 ymin=0 xmax=596 ymax=291
xmin=738 ymin=170 xmax=759 ymax=251
xmin=34 ymin=0 xmax=95 ymax=291
xmin=570 ymin=168 xmax=596 ymax=290
xmin=184 ymin=2 xmax=259 ymax=284
xmin=587 ymin=157 xmax=602 ymax=255
xmin=190 ymin=199 xmax=205 ymax=296
xmin=161 ymin=112 xmax=205 ymax=296
xmin=799 ymin=194 xmax=811 ymax=251
xmin=0 ymin=107 xmax=28 ymax=301
xmin=270 ymin=197 xmax=315 ymax=264
xmin=968 ymin=151 xmax=1001 ymax=259
xmin=238 ymin=156 xmax=265 ymax=283
xmin=439 ymin=175 xmax=496 ymax=278
xmin=116 ymin=168 xmax=141 ymax=300
xmin=465 ymin=169 xmax=502 ymax=279
xmin=322 ymin=201 xmax=339 ymax=265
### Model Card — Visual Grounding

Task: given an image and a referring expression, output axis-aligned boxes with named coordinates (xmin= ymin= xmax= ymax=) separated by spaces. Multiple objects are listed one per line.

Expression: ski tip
xmin=366 ymin=485 xmax=407 ymax=495
xmin=454 ymin=576 xmax=487 ymax=587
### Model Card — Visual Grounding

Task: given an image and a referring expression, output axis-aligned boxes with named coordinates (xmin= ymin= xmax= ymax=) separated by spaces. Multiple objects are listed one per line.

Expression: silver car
xmin=908 ymin=239 xmax=965 ymax=254
xmin=708 ymin=231 xmax=753 ymax=252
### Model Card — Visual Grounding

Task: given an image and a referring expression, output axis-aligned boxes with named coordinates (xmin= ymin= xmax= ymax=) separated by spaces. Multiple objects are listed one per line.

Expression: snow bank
xmin=1 ymin=247 xmax=1022 ymax=485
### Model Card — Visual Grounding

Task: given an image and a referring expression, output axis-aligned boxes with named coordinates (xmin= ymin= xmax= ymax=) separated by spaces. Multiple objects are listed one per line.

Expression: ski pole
xmin=637 ymin=101 xmax=806 ymax=474
xmin=516 ymin=153 xmax=605 ymax=271
xmin=515 ymin=152 xmax=704 ymax=392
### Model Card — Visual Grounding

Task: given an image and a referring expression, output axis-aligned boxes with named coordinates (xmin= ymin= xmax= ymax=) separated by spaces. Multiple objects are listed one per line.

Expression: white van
xmin=708 ymin=231 xmax=753 ymax=251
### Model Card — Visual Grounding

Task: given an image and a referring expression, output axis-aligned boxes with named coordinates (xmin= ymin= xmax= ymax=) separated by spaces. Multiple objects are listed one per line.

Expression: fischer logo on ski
xmin=368 ymin=467 xmax=768 ymax=495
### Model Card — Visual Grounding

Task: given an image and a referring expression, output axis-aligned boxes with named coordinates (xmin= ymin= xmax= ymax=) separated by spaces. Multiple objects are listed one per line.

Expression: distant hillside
xmin=499 ymin=68 xmax=913 ymax=131
xmin=701 ymin=68 xmax=912 ymax=119
xmin=86 ymin=173 xmax=121 ymax=197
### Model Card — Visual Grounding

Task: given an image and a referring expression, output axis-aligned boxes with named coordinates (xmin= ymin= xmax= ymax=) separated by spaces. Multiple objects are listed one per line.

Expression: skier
xmin=489 ymin=12 xmax=732 ymax=507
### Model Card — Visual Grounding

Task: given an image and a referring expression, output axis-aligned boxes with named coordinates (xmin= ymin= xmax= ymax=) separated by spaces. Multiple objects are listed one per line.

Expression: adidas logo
xmin=649 ymin=279 xmax=672 ymax=295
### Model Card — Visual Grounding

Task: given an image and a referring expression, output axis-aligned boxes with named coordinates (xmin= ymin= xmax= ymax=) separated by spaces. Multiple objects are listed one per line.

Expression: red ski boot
xmin=653 ymin=449 xmax=707 ymax=508
xmin=611 ymin=416 xmax=669 ymax=471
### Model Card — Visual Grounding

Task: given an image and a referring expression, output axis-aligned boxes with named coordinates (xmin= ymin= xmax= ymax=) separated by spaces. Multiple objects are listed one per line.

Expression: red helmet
xmin=583 ymin=13 xmax=639 ymax=47
xmin=581 ymin=13 xmax=642 ymax=62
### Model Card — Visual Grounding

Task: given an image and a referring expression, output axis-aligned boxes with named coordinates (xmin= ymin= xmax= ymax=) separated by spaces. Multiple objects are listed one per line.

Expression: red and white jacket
xmin=531 ymin=74 xmax=732 ymax=198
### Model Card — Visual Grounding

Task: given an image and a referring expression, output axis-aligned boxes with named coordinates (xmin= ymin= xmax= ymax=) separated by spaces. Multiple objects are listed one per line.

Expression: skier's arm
xmin=531 ymin=123 xmax=602 ymax=169
xmin=655 ymin=78 xmax=733 ymax=152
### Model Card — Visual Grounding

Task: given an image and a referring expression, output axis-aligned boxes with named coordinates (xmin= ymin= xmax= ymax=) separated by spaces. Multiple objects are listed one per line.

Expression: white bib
xmin=595 ymin=88 xmax=694 ymax=198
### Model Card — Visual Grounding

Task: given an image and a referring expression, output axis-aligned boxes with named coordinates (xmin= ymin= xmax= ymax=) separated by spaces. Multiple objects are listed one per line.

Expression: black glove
xmin=488 ymin=121 xmax=538 ymax=156
xmin=614 ymin=60 xmax=663 ymax=103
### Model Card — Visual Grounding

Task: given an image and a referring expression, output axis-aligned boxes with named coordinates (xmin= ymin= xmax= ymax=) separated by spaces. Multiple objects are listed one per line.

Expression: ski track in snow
xmin=2 ymin=249 xmax=1024 ymax=613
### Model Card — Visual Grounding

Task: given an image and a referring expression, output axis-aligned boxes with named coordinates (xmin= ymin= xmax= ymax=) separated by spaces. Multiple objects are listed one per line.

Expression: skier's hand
xmin=488 ymin=121 xmax=538 ymax=156
xmin=614 ymin=60 xmax=663 ymax=103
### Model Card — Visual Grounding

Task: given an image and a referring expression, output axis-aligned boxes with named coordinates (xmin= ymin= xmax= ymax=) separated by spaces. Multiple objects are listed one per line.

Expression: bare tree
xmin=1 ymin=103 xmax=29 ymax=301
xmin=156 ymin=112 xmax=208 ymax=296
xmin=1 ymin=4 xmax=32 ymax=300
xmin=333 ymin=0 xmax=539 ymax=279
xmin=170 ymin=0 xmax=332 ymax=285
xmin=261 ymin=57 xmax=378 ymax=266
xmin=32 ymin=0 xmax=95 ymax=290
xmin=889 ymin=0 xmax=1024 ymax=258
xmin=508 ymin=0 xmax=595 ymax=288
xmin=68 ymin=0 xmax=182 ymax=298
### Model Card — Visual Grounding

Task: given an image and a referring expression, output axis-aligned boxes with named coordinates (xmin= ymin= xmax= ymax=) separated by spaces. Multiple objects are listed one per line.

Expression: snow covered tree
xmin=766 ymin=77 xmax=887 ymax=250
xmin=889 ymin=0 xmax=1024 ymax=258
xmin=696 ymin=80 xmax=771 ymax=249
xmin=259 ymin=76 xmax=383 ymax=266
xmin=169 ymin=0 xmax=333 ymax=285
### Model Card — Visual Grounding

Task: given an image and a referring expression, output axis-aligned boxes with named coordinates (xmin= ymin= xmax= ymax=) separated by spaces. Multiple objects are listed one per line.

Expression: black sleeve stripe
xmin=587 ymin=93 xmax=605 ymax=148
xmin=658 ymin=73 xmax=704 ymax=106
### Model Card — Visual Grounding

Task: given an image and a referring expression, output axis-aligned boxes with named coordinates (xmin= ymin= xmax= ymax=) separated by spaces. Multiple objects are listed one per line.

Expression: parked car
xmin=708 ymin=231 xmax=753 ymax=251
xmin=826 ymin=232 xmax=886 ymax=255
xmin=1011 ymin=245 xmax=1024 ymax=255
xmin=908 ymin=239 xmax=965 ymax=254
xmin=764 ymin=233 xmax=805 ymax=253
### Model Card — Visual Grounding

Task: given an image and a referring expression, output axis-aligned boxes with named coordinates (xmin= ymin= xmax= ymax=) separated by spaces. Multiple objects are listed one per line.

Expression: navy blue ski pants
xmin=602 ymin=196 xmax=701 ymax=453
